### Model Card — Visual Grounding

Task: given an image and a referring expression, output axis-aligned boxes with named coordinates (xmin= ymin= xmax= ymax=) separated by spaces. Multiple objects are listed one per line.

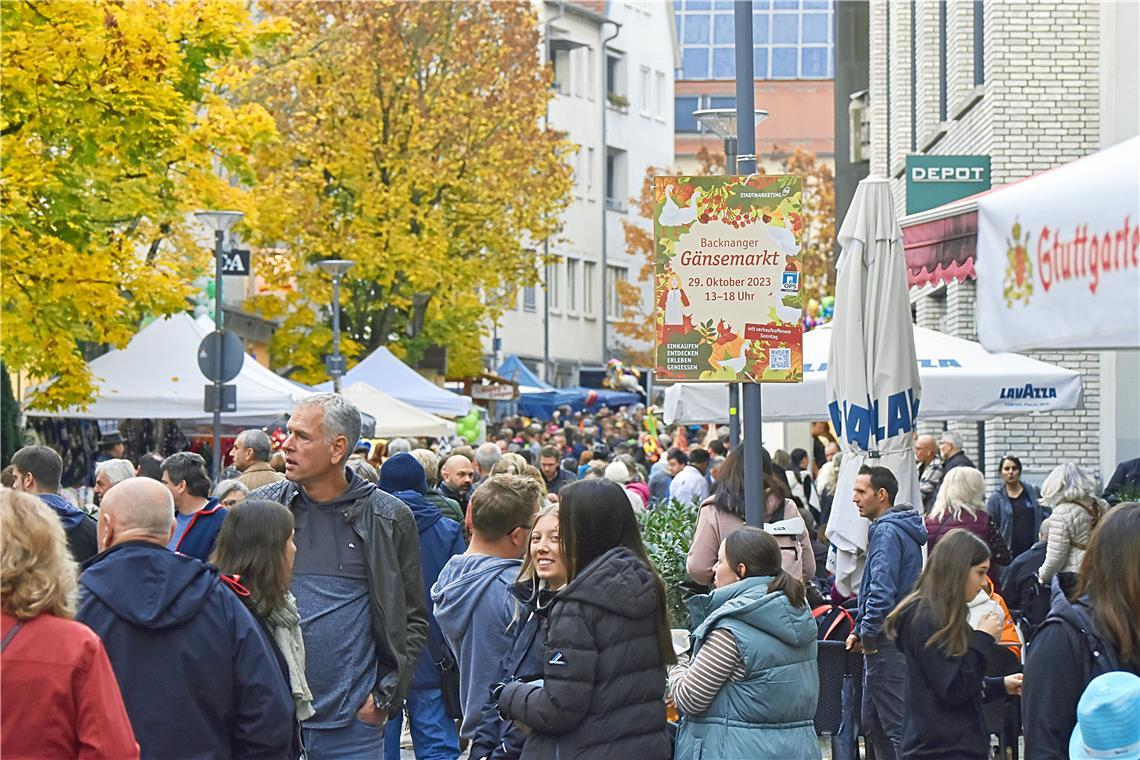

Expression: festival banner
xmin=653 ymin=175 xmax=804 ymax=383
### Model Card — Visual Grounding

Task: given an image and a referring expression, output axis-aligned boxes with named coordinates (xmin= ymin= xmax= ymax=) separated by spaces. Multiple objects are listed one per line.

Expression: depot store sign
xmin=905 ymin=155 xmax=991 ymax=214
xmin=975 ymin=136 xmax=1140 ymax=352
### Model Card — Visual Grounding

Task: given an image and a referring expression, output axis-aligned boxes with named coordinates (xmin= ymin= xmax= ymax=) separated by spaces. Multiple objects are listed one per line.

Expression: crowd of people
xmin=2 ymin=394 xmax=1139 ymax=760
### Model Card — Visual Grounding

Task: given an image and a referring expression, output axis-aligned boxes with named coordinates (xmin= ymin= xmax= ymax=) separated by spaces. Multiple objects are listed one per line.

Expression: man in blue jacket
xmin=432 ymin=474 xmax=544 ymax=758
xmin=160 ymin=451 xmax=226 ymax=561
xmin=845 ymin=465 xmax=927 ymax=760
xmin=77 ymin=477 xmax=294 ymax=759
xmin=377 ymin=452 xmax=466 ymax=760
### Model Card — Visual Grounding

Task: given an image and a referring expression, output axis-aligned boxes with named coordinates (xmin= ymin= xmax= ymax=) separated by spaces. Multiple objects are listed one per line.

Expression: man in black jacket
xmin=539 ymin=446 xmax=576 ymax=496
xmin=11 ymin=445 xmax=98 ymax=562
xmin=938 ymin=431 xmax=975 ymax=475
xmin=253 ymin=393 xmax=429 ymax=757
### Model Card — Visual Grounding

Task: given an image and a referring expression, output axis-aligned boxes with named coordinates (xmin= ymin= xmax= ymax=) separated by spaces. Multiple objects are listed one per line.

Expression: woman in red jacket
xmin=0 ymin=488 xmax=138 ymax=759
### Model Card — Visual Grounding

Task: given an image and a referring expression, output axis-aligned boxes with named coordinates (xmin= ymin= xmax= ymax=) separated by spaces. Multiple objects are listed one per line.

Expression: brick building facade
xmin=867 ymin=0 xmax=1135 ymax=488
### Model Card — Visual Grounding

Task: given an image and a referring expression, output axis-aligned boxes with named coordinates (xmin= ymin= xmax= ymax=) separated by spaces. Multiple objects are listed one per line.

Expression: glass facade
xmin=674 ymin=0 xmax=834 ymax=80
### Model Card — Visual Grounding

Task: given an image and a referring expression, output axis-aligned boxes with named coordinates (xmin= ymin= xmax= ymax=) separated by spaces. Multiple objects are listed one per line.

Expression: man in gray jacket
xmin=253 ymin=393 xmax=428 ymax=757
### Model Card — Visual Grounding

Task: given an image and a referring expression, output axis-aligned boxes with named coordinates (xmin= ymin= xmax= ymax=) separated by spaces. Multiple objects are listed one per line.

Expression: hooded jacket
xmin=857 ymin=504 xmax=928 ymax=650
xmin=674 ymin=577 xmax=820 ymax=760
xmin=76 ymin=542 xmax=294 ymax=759
xmin=432 ymin=554 xmax=524 ymax=737
xmin=252 ymin=470 xmax=429 ymax=712
xmin=1023 ymin=580 xmax=1140 ymax=759
xmin=497 ymin=547 xmax=671 ymax=760
xmin=380 ymin=453 xmax=466 ymax=690
xmin=40 ymin=493 xmax=98 ymax=563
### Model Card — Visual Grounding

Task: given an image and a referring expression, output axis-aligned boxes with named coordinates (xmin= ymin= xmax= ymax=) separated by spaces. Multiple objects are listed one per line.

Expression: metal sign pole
xmin=735 ymin=0 xmax=765 ymax=528
xmin=212 ymin=228 xmax=224 ymax=479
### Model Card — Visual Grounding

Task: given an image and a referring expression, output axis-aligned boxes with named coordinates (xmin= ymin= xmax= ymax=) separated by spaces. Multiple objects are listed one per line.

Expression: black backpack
xmin=812 ymin=603 xmax=855 ymax=641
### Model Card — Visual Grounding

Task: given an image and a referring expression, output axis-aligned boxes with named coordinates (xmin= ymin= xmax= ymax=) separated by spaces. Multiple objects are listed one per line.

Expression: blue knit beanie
xmin=379 ymin=452 xmax=429 ymax=494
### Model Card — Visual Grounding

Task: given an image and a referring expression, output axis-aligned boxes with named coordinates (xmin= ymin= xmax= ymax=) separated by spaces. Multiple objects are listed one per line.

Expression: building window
xmin=585 ymin=45 xmax=596 ymax=100
xmin=583 ymin=261 xmax=596 ymax=316
xmin=654 ymin=70 xmax=666 ymax=119
xmin=547 ymin=260 xmax=560 ymax=311
xmin=552 ymin=48 xmax=571 ymax=94
xmin=567 ymin=259 xmax=578 ymax=312
xmin=606 ymin=53 xmax=625 ymax=98
xmin=572 ymin=48 xmax=585 ymax=98
xmin=523 ymin=285 xmax=536 ymax=313
xmin=675 ymin=95 xmax=700 ymax=132
xmin=606 ymin=265 xmax=627 ymax=319
xmin=676 ymin=0 xmax=834 ymax=80
xmin=586 ymin=147 xmax=595 ymax=196
xmin=606 ymin=148 xmax=627 ymax=211
xmin=939 ymin=0 xmax=948 ymax=121
xmin=973 ymin=0 xmax=984 ymax=85
xmin=639 ymin=66 xmax=651 ymax=115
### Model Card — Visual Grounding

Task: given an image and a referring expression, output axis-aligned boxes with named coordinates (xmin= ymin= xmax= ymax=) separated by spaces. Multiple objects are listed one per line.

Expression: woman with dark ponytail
xmin=671 ymin=527 xmax=820 ymax=759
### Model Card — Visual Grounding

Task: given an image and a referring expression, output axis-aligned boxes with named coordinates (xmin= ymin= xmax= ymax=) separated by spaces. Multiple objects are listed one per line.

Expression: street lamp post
xmin=194 ymin=209 xmax=244 ymax=479
xmin=693 ymin=107 xmax=768 ymax=450
xmin=315 ymin=259 xmax=355 ymax=393
xmin=733 ymin=0 xmax=767 ymax=528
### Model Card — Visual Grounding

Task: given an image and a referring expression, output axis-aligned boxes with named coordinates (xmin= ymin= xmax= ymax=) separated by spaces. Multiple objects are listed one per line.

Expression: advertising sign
xmin=905 ymin=155 xmax=990 ymax=215
xmin=653 ymin=175 xmax=804 ymax=383
xmin=976 ymin=136 xmax=1139 ymax=352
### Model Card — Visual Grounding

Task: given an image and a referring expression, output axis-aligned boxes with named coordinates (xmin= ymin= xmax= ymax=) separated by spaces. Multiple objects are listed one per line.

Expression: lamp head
xmin=194 ymin=210 xmax=245 ymax=232
xmin=315 ymin=259 xmax=356 ymax=278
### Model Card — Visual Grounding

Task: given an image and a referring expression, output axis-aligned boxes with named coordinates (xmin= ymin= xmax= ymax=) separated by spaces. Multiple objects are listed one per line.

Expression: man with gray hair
xmin=938 ymin=430 xmax=975 ymax=476
xmin=77 ymin=478 xmax=294 ymax=758
xmin=387 ymin=437 xmax=413 ymax=455
xmin=94 ymin=458 xmax=135 ymax=507
xmin=473 ymin=442 xmax=502 ymax=481
xmin=253 ymin=393 xmax=428 ymax=757
xmin=230 ymin=428 xmax=284 ymax=491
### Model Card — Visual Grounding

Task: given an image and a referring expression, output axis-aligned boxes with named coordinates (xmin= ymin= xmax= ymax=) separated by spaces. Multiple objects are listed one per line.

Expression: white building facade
xmin=868 ymin=0 xmax=1139 ymax=486
xmin=487 ymin=0 xmax=678 ymax=385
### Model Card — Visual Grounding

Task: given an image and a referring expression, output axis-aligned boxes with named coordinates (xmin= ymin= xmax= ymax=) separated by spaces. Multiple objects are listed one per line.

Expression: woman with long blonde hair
xmin=925 ymin=467 xmax=1012 ymax=584
xmin=886 ymin=529 xmax=1023 ymax=759
xmin=1 ymin=489 xmax=139 ymax=758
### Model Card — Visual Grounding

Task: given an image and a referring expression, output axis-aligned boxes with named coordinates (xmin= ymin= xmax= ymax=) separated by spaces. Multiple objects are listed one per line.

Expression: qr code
xmin=769 ymin=348 xmax=791 ymax=370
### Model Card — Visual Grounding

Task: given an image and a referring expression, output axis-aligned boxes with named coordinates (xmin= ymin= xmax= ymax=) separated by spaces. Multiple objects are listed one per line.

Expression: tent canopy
xmin=317 ymin=346 xmax=471 ymax=417
xmin=340 ymin=382 xmax=455 ymax=438
xmin=664 ymin=323 xmax=1082 ymax=424
xmin=496 ymin=356 xmax=642 ymax=418
xmin=26 ymin=313 xmax=312 ymax=423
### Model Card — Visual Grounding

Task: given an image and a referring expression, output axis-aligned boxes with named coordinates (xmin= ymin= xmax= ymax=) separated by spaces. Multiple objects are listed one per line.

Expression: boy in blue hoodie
xmin=845 ymin=464 xmax=927 ymax=760
xmin=377 ymin=453 xmax=467 ymax=760
xmin=431 ymin=474 xmax=544 ymax=759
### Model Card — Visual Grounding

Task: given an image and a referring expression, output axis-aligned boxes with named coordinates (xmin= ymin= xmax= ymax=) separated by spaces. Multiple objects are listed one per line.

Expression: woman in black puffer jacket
xmin=495 ymin=479 xmax=676 ymax=759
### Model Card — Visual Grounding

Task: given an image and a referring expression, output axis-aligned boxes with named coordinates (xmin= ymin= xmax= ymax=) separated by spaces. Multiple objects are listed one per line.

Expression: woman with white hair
xmin=1035 ymin=462 xmax=1105 ymax=587
xmin=925 ymin=467 xmax=1012 ymax=584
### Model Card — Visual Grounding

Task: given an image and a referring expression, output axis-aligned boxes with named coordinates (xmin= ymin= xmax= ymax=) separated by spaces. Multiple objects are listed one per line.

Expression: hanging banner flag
xmin=975 ymin=136 xmax=1139 ymax=352
xmin=653 ymin=174 xmax=804 ymax=383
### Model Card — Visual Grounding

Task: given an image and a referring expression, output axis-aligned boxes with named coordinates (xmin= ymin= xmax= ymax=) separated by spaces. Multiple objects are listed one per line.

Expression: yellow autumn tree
xmin=245 ymin=1 xmax=573 ymax=382
xmin=1 ymin=0 xmax=282 ymax=410
xmin=613 ymin=146 xmax=835 ymax=365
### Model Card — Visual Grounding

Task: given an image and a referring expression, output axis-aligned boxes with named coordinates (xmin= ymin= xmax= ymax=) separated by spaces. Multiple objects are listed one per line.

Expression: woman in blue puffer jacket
xmin=670 ymin=526 xmax=820 ymax=760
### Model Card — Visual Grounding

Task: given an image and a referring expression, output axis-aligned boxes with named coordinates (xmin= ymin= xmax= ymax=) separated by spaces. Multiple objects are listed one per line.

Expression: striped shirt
xmin=668 ymin=628 xmax=747 ymax=714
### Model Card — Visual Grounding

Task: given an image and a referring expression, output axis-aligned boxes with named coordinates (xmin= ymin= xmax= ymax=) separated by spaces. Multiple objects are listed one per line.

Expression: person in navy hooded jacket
xmin=844 ymin=465 xmax=928 ymax=760
xmin=160 ymin=451 xmax=227 ymax=561
xmin=378 ymin=452 xmax=467 ymax=760
xmin=77 ymin=476 xmax=294 ymax=759
xmin=10 ymin=445 xmax=99 ymax=562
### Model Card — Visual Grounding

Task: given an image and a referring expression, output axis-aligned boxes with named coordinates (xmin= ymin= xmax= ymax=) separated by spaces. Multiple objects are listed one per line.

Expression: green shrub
xmin=639 ymin=499 xmax=698 ymax=629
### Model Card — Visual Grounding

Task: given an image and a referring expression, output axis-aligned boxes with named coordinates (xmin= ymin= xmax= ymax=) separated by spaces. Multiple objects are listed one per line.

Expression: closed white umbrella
xmin=825 ymin=178 xmax=923 ymax=596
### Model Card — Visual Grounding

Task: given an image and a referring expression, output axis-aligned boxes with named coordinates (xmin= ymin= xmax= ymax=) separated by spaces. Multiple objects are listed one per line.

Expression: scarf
xmin=265 ymin=592 xmax=316 ymax=721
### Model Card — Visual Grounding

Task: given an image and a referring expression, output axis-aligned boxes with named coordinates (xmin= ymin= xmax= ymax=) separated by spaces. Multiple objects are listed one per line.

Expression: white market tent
xmin=316 ymin=346 xmax=471 ymax=417
xmin=663 ymin=323 xmax=1082 ymax=424
xmin=340 ymin=382 xmax=456 ymax=438
xmin=25 ymin=313 xmax=313 ymax=424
